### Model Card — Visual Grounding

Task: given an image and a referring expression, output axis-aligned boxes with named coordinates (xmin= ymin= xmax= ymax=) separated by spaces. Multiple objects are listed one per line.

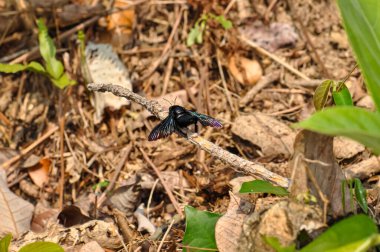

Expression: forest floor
xmin=0 ymin=0 xmax=378 ymax=251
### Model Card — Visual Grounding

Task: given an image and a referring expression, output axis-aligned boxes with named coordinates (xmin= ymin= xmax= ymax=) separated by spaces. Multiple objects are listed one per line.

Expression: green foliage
xmin=0 ymin=19 xmax=75 ymax=89
xmin=265 ymin=215 xmax=379 ymax=252
xmin=187 ymin=13 xmax=232 ymax=46
xmin=239 ymin=180 xmax=289 ymax=196
xmin=182 ymin=206 xmax=221 ymax=252
xmin=92 ymin=180 xmax=110 ymax=191
xmin=301 ymin=214 xmax=378 ymax=252
xmin=342 ymin=178 xmax=368 ymax=214
xmin=332 ymin=82 xmax=353 ymax=106
xmin=0 ymin=234 xmax=12 ymax=252
xmin=313 ymin=80 xmax=352 ymax=111
xmin=313 ymin=80 xmax=333 ymax=111
xmin=294 ymin=107 xmax=380 ymax=154
xmin=263 ymin=236 xmax=296 ymax=252
xmin=337 ymin=0 xmax=380 ymax=111
xmin=19 ymin=241 xmax=64 ymax=252
xmin=0 ymin=236 xmax=63 ymax=252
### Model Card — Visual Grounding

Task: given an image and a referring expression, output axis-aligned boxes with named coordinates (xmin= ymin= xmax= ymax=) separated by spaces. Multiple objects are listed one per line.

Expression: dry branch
xmin=87 ymin=83 xmax=291 ymax=188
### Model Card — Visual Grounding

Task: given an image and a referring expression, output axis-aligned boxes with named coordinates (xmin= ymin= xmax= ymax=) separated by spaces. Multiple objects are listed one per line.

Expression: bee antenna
xmin=162 ymin=98 xmax=173 ymax=106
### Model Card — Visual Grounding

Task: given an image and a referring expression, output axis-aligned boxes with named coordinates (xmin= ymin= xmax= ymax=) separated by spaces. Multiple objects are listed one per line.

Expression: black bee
xmin=148 ymin=105 xmax=222 ymax=141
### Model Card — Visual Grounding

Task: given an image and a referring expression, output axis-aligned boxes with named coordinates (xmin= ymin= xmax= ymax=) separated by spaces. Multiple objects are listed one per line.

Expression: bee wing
xmin=148 ymin=116 xmax=176 ymax=141
xmin=188 ymin=111 xmax=223 ymax=128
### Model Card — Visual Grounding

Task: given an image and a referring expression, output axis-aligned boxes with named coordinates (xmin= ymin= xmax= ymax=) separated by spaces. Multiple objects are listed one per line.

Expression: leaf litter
xmin=0 ymin=0 xmax=378 ymax=251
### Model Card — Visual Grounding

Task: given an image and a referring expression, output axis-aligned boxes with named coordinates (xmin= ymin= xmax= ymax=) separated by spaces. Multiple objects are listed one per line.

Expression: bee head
xmin=170 ymin=105 xmax=186 ymax=115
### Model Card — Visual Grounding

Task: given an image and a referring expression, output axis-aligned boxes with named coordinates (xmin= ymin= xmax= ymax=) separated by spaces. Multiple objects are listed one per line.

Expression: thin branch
xmin=87 ymin=83 xmax=291 ymax=188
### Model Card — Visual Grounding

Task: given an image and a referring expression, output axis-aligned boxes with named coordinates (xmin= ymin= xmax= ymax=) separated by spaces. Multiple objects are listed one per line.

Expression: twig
xmin=239 ymin=35 xmax=310 ymax=81
xmin=139 ymin=148 xmax=184 ymax=217
xmin=147 ymin=179 xmax=160 ymax=219
xmin=239 ymin=71 xmax=281 ymax=106
xmin=87 ymin=83 xmax=290 ymax=188
xmin=216 ymin=49 xmax=235 ymax=112
xmin=157 ymin=218 xmax=176 ymax=252
xmin=0 ymin=125 xmax=59 ymax=170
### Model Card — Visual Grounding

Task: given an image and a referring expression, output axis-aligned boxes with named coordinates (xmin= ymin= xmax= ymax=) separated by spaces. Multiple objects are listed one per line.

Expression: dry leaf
xmin=86 ymin=42 xmax=132 ymax=124
xmin=0 ymin=170 xmax=34 ymax=237
xmin=238 ymin=200 xmax=323 ymax=252
xmin=232 ymin=113 xmax=295 ymax=157
xmin=28 ymin=158 xmax=51 ymax=188
xmin=134 ymin=204 xmax=156 ymax=235
xmin=333 ymin=136 xmax=365 ymax=159
xmin=79 ymin=241 xmax=105 ymax=252
xmin=228 ymin=55 xmax=262 ymax=86
xmin=215 ymin=192 xmax=252 ymax=252
xmin=108 ymin=175 xmax=141 ymax=217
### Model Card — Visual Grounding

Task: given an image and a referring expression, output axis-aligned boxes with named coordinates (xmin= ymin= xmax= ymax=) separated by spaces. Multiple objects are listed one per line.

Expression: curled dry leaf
xmin=0 ymin=170 xmax=34 ymax=237
xmin=134 ymin=204 xmax=156 ymax=235
xmin=28 ymin=157 xmax=51 ymax=188
xmin=108 ymin=175 xmax=142 ymax=218
xmin=231 ymin=113 xmax=295 ymax=157
xmin=215 ymin=192 xmax=253 ymax=252
xmin=228 ymin=55 xmax=262 ymax=86
xmin=86 ymin=42 xmax=132 ymax=124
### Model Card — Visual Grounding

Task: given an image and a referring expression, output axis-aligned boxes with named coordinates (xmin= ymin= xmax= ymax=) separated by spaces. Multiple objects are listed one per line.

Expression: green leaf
xmin=0 ymin=62 xmax=46 ymax=74
xmin=92 ymin=180 xmax=110 ymax=190
xmin=0 ymin=234 xmax=12 ymax=252
xmin=19 ymin=241 xmax=64 ymax=252
xmin=332 ymin=83 xmax=353 ymax=106
xmin=263 ymin=236 xmax=296 ymax=252
xmin=37 ymin=19 xmax=64 ymax=80
xmin=182 ymin=206 xmax=221 ymax=252
xmin=337 ymin=0 xmax=380 ymax=111
xmin=187 ymin=26 xmax=202 ymax=47
xmin=51 ymin=72 xmax=76 ymax=89
xmin=300 ymin=214 xmax=378 ymax=252
xmin=354 ymin=178 xmax=368 ymax=214
xmin=239 ymin=180 xmax=289 ymax=196
xmin=214 ymin=15 xmax=233 ymax=29
xmin=313 ymin=80 xmax=333 ymax=111
xmin=325 ymin=235 xmax=380 ymax=252
xmin=294 ymin=107 xmax=380 ymax=154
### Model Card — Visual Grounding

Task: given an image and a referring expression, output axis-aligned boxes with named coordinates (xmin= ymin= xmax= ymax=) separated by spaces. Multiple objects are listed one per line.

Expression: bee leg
xmin=194 ymin=122 xmax=198 ymax=134
xmin=176 ymin=128 xmax=187 ymax=138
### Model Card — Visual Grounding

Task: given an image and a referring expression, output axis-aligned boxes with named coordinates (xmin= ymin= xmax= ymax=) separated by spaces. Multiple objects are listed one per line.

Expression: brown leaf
xmin=57 ymin=206 xmax=93 ymax=228
xmin=0 ymin=170 xmax=34 ymax=237
xmin=28 ymin=158 xmax=51 ymax=188
xmin=232 ymin=113 xmax=295 ymax=157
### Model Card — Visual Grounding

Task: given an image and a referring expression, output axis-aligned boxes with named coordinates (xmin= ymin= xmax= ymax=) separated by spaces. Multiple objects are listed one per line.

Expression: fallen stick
xmin=87 ymin=83 xmax=291 ymax=188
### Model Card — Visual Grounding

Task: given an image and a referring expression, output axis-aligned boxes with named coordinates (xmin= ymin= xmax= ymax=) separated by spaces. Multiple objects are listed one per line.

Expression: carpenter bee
xmin=148 ymin=105 xmax=222 ymax=141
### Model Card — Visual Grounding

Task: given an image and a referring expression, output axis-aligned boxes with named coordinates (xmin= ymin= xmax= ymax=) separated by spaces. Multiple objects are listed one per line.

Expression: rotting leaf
xmin=183 ymin=206 xmax=221 ymax=252
xmin=239 ymin=180 xmax=289 ymax=196
xmin=0 ymin=170 xmax=34 ymax=237
xmin=313 ymin=80 xmax=333 ymax=111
